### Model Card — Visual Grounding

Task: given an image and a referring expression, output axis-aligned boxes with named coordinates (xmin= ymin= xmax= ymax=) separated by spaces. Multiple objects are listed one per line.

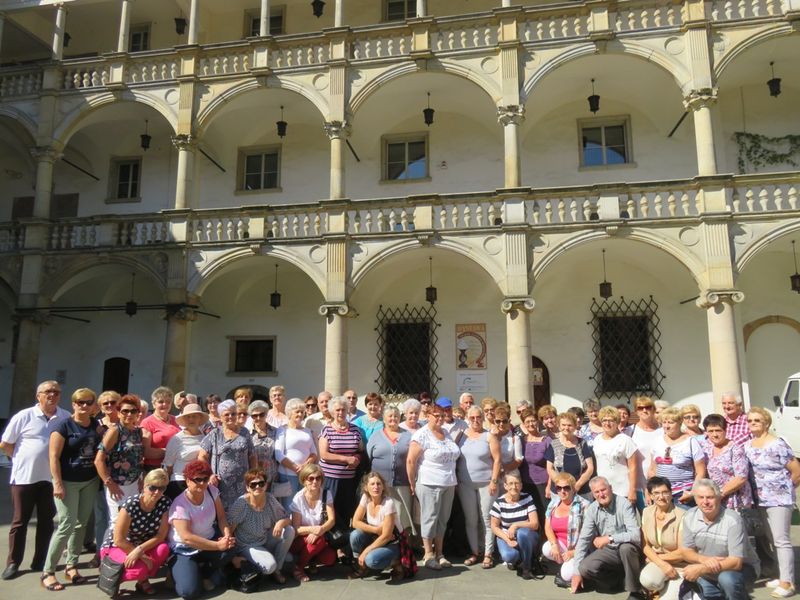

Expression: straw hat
xmin=176 ymin=403 xmax=209 ymax=427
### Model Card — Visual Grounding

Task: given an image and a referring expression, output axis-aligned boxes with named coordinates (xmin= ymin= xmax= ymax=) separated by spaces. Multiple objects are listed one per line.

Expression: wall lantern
xmin=140 ymin=119 xmax=151 ymax=151
xmin=768 ymin=61 xmax=781 ymax=98
xmin=276 ymin=105 xmax=287 ymax=138
xmin=311 ymin=0 xmax=325 ymax=18
xmin=599 ymin=248 xmax=612 ymax=299
xmin=63 ymin=32 xmax=71 ymax=48
xmin=125 ymin=273 xmax=138 ymax=317
xmin=791 ymin=240 xmax=800 ymax=294
xmin=425 ymin=256 xmax=438 ymax=304
xmin=175 ymin=17 xmax=187 ymax=35
xmin=423 ymin=92 xmax=435 ymax=126
xmin=588 ymin=78 xmax=600 ymax=114
xmin=270 ymin=264 xmax=282 ymax=309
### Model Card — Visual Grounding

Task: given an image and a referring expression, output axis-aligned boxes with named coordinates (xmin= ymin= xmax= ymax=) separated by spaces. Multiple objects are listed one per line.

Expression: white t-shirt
xmin=358 ymin=494 xmax=396 ymax=528
xmin=275 ymin=426 xmax=316 ymax=475
xmin=592 ymin=433 xmax=638 ymax=496
xmin=289 ymin=489 xmax=333 ymax=527
xmin=1 ymin=405 xmax=71 ymax=484
xmin=168 ymin=485 xmax=220 ymax=546
xmin=631 ymin=425 xmax=663 ymax=488
xmin=163 ymin=430 xmax=204 ymax=481
xmin=411 ymin=427 xmax=460 ymax=487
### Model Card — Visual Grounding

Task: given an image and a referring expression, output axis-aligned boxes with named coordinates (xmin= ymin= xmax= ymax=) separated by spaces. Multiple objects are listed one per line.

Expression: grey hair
xmin=589 ymin=475 xmax=611 ymax=489
xmin=583 ymin=398 xmax=601 ymax=412
xmin=459 ymin=392 xmax=474 ymax=403
xmin=285 ymin=397 xmax=305 ymax=413
xmin=383 ymin=405 xmax=401 ymax=420
xmin=330 ymin=396 xmax=348 ymax=411
xmin=467 ymin=405 xmax=484 ymax=420
xmin=721 ymin=392 xmax=743 ymax=406
xmin=654 ymin=399 xmax=670 ymax=409
xmin=247 ymin=400 xmax=269 ymax=414
xmin=516 ymin=400 xmax=532 ymax=409
xmin=151 ymin=386 xmax=174 ymax=405
xmin=692 ymin=478 xmax=722 ymax=497
xmin=402 ymin=398 xmax=421 ymax=414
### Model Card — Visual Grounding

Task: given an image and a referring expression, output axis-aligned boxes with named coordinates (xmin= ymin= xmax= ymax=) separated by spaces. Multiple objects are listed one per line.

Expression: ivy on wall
xmin=734 ymin=131 xmax=800 ymax=173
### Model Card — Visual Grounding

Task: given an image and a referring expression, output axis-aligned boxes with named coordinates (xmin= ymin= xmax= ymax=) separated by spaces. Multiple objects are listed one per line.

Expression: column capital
xmin=683 ymin=88 xmax=718 ymax=111
xmin=165 ymin=303 xmax=197 ymax=322
xmin=500 ymin=297 xmax=535 ymax=314
xmin=13 ymin=309 xmax=50 ymax=325
xmin=171 ymin=134 xmax=197 ymax=151
xmin=30 ymin=145 xmax=62 ymax=163
xmin=696 ymin=289 xmax=744 ymax=309
xmin=319 ymin=302 xmax=356 ymax=318
xmin=323 ymin=120 xmax=350 ymax=140
xmin=497 ymin=104 xmax=525 ymax=126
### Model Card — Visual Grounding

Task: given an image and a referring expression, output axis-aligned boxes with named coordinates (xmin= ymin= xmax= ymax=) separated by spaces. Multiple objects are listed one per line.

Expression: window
xmin=238 ymin=147 xmax=280 ymax=191
xmin=578 ymin=117 xmax=632 ymax=167
xmin=245 ymin=7 xmax=285 ymax=37
xmin=228 ymin=336 xmax=277 ymax=375
xmin=786 ymin=379 xmax=799 ymax=408
xmin=129 ymin=24 xmax=151 ymax=52
xmin=109 ymin=158 xmax=142 ymax=202
xmin=385 ymin=0 xmax=415 ymax=21
xmin=11 ymin=194 xmax=78 ymax=218
xmin=383 ymin=134 xmax=428 ymax=181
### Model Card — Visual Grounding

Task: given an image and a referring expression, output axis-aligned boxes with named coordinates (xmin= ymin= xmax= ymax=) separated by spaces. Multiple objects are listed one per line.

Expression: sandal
xmin=40 ymin=573 xmax=65 ymax=592
xmin=482 ymin=556 xmax=494 ymax=569
xmin=135 ymin=581 xmax=157 ymax=596
xmin=293 ymin=568 xmax=310 ymax=583
xmin=463 ymin=554 xmax=480 ymax=566
xmin=64 ymin=567 xmax=86 ymax=585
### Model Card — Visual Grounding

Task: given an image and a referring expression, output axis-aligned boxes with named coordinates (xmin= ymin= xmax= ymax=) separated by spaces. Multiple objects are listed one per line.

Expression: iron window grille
xmin=589 ymin=295 xmax=664 ymax=400
xmin=375 ymin=304 xmax=440 ymax=397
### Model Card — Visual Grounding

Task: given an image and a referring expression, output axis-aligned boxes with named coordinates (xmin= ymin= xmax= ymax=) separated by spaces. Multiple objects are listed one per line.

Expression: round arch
xmin=744 ymin=315 xmax=800 ymax=349
xmin=736 ymin=221 xmax=800 ymax=275
xmin=715 ymin=24 xmax=794 ymax=82
xmin=0 ymin=107 xmax=37 ymax=145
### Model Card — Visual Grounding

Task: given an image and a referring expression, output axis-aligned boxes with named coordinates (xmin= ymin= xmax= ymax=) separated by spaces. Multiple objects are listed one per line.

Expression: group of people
xmin=1 ymin=382 xmax=797 ymax=600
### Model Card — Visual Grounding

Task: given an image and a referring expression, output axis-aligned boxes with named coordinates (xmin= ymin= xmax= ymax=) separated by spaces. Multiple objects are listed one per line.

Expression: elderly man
xmin=343 ymin=389 xmax=364 ymax=422
xmin=1 ymin=381 xmax=71 ymax=580
xmin=458 ymin=393 xmax=475 ymax=413
xmin=304 ymin=390 xmax=333 ymax=439
xmin=437 ymin=397 xmax=467 ymax=438
xmin=721 ymin=393 xmax=750 ymax=446
xmin=572 ymin=476 xmax=644 ymax=600
xmin=680 ymin=479 xmax=759 ymax=600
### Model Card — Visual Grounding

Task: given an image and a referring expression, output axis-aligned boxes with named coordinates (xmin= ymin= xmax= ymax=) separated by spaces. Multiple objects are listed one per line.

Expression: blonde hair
xmin=597 ymin=406 xmax=620 ymax=423
xmin=299 ymin=463 xmax=324 ymax=485
xmin=71 ymin=388 xmax=97 ymax=403
xmin=680 ymin=404 xmax=701 ymax=418
xmin=494 ymin=403 xmax=511 ymax=420
xmin=538 ymin=405 xmax=557 ymax=419
xmin=144 ymin=468 xmax=168 ymax=487
xmin=634 ymin=396 xmax=654 ymax=409
xmin=481 ymin=396 xmax=498 ymax=410
xmin=558 ymin=412 xmax=578 ymax=426
xmin=659 ymin=407 xmax=682 ymax=425
xmin=748 ymin=406 xmax=772 ymax=428
xmin=552 ymin=472 xmax=577 ymax=489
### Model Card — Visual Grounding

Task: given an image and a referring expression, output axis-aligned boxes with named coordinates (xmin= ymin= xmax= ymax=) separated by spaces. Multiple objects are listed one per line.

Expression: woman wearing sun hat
xmin=164 ymin=404 xmax=209 ymax=500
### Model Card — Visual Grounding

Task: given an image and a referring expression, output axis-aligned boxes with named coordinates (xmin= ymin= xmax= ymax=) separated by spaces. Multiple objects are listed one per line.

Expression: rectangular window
xmin=228 ymin=336 xmax=276 ymax=374
xmin=238 ymin=147 xmax=280 ymax=191
xmin=129 ymin=24 xmax=151 ymax=52
xmin=383 ymin=134 xmax=428 ymax=181
xmin=385 ymin=0 xmax=415 ymax=21
xmin=245 ymin=7 xmax=285 ymax=37
xmin=110 ymin=158 xmax=142 ymax=201
xmin=578 ymin=117 xmax=632 ymax=167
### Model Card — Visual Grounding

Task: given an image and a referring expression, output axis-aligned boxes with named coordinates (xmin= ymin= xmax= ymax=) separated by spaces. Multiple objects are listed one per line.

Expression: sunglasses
xmin=147 ymin=485 xmax=166 ymax=493
xmin=747 ymin=418 xmax=763 ymax=423
xmin=305 ymin=404 xmax=317 ymax=409
xmin=495 ymin=419 xmax=510 ymax=425
xmin=683 ymin=415 xmax=700 ymax=420
xmin=190 ymin=477 xmax=210 ymax=484
xmin=101 ymin=401 xmax=117 ymax=407
xmin=251 ymin=413 xmax=266 ymax=419
xmin=248 ymin=480 xmax=266 ymax=490
xmin=637 ymin=406 xmax=653 ymax=411
xmin=120 ymin=408 xmax=140 ymax=415
xmin=74 ymin=400 xmax=95 ymax=407
xmin=306 ymin=475 xmax=322 ymax=482
xmin=421 ymin=400 xmax=432 ymax=405
xmin=555 ymin=485 xmax=572 ymax=492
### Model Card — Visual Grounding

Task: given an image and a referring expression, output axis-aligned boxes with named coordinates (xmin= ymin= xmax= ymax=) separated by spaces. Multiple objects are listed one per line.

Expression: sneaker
xmin=772 ymin=587 xmax=796 ymax=598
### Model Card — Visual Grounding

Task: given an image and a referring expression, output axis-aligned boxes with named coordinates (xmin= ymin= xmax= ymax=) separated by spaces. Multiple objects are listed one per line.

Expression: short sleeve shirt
xmin=52 ymin=416 xmax=103 ymax=482
xmin=169 ymin=485 xmax=220 ymax=546
xmin=745 ymin=437 xmax=796 ymax=507
xmin=592 ymin=433 xmax=638 ymax=497
xmin=2 ymin=405 xmax=71 ymax=484
xmin=411 ymin=427 xmax=460 ymax=487
xmin=358 ymin=494 xmax=396 ymax=528
xmin=289 ymin=489 xmax=333 ymax=527
xmin=140 ymin=415 xmax=180 ymax=467
xmin=103 ymin=492 xmax=171 ymax=548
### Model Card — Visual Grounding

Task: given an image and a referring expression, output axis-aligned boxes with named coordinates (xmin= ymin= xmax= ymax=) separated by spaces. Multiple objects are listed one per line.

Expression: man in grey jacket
xmin=571 ymin=476 xmax=644 ymax=600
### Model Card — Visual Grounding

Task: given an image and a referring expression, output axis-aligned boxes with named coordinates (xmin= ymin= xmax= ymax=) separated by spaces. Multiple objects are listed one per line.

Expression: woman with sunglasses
xmin=481 ymin=396 xmax=499 ymax=432
xmin=400 ymin=398 xmax=423 ymax=432
xmin=164 ymin=404 xmax=210 ymax=500
xmin=493 ymin=403 xmax=523 ymax=476
xmin=289 ymin=464 xmax=337 ymax=582
xmin=40 ymin=388 xmax=103 ymax=591
xmin=680 ymin=404 xmax=705 ymax=440
xmin=89 ymin=391 xmax=122 ymax=565
xmin=227 ymin=468 xmax=294 ymax=585
xmin=99 ymin=469 xmax=172 ymax=595
xmin=169 ymin=460 xmax=236 ymax=599
xmin=275 ymin=398 xmax=317 ymax=510
xmin=304 ymin=396 xmax=318 ymax=418
xmin=247 ymin=400 xmax=279 ymax=492
xmin=198 ymin=399 xmax=258 ymax=510
xmin=630 ymin=396 xmax=661 ymax=509
xmin=542 ymin=473 xmax=590 ymax=588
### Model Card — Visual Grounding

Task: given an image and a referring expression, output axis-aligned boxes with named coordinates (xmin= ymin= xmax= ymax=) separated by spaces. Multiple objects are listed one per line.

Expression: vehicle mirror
xmin=774 ymin=395 xmax=781 ymax=408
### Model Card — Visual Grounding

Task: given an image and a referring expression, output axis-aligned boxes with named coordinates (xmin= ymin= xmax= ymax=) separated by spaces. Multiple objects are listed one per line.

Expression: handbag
xmin=397 ymin=530 xmax=418 ymax=578
xmin=96 ymin=554 xmax=124 ymax=597
xmin=321 ymin=489 xmax=350 ymax=550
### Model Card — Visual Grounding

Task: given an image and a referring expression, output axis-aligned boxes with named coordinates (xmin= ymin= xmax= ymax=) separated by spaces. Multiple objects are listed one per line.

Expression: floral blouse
xmin=701 ymin=439 xmax=752 ymax=510
xmin=101 ymin=423 xmax=144 ymax=485
xmin=250 ymin=425 xmax=278 ymax=485
xmin=745 ymin=437 xmax=796 ymax=507
xmin=201 ymin=427 xmax=255 ymax=509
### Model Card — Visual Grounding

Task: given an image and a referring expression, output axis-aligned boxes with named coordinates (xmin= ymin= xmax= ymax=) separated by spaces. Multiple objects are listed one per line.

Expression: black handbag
xmin=321 ymin=489 xmax=350 ymax=550
xmin=96 ymin=554 xmax=124 ymax=597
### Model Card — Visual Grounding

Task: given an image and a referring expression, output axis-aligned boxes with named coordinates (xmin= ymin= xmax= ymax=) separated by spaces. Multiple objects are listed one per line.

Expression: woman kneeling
xmin=350 ymin=472 xmax=403 ymax=579
xmin=490 ymin=472 xmax=540 ymax=580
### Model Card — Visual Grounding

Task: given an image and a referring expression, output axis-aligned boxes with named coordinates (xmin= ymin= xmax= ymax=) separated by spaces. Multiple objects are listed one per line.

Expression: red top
xmin=140 ymin=414 xmax=180 ymax=467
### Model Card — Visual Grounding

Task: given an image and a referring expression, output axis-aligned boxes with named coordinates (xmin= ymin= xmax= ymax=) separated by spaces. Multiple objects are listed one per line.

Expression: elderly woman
xmin=99 ymin=469 xmax=171 ymax=595
xmin=649 ymin=407 xmax=706 ymax=508
xmin=169 ymin=460 xmax=236 ymax=599
xmin=275 ymin=398 xmax=317 ymax=510
xmin=247 ymin=400 xmax=278 ymax=490
xmin=198 ymin=399 xmax=257 ymax=509
xmin=367 ymin=405 xmax=415 ymax=539
xmin=140 ymin=386 xmax=181 ymax=472
xmin=174 ymin=391 xmax=196 ymax=413
xmin=457 ymin=405 xmax=501 ymax=568
xmin=407 ymin=401 xmax=460 ymax=570
xmin=41 ymin=388 xmax=102 ymax=591
xmin=591 ymin=406 xmax=638 ymax=505
xmin=92 ymin=390 xmax=121 ymax=560
xmin=615 ymin=404 xmax=633 ymax=436
xmin=490 ymin=471 xmax=540 ymax=580
xmin=681 ymin=404 xmax=705 ymax=440
xmin=203 ymin=394 xmax=222 ymax=433
xmin=639 ymin=476 xmax=686 ymax=600
xmin=577 ymin=399 xmax=603 ymax=446
xmin=350 ymin=472 xmax=403 ymax=579
xmin=545 ymin=412 xmax=594 ymax=498
xmin=654 ymin=399 xmax=670 ymax=421
xmin=304 ymin=396 xmax=318 ymax=418
xmin=538 ymin=405 xmax=559 ymax=439
xmin=481 ymin=396 xmax=499 ymax=432
xmin=267 ymin=385 xmax=289 ymax=428
xmin=542 ymin=472 xmax=590 ymax=588
xmin=519 ymin=408 xmax=552 ymax=516
xmin=95 ymin=395 xmax=149 ymax=527
xmin=513 ymin=400 xmax=533 ymax=437
xmin=227 ymin=467 xmax=294 ymax=585
xmin=353 ymin=392 xmax=385 ymax=443
xmin=701 ymin=413 xmax=752 ymax=510
xmin=400 ymin=398 xmax=423 ymax=431
xmin=289 ymin=464 xmax=337 ymax=582
xmin=164 ymin=404 xmax=209 ymax=500
xmin=745 ymin=406 xmax=800 ymax=598
xmin=631 ymin=396 xmax=662 ymax=509
xmin=419 ymin=392 xmax=434 ymax=422
xmin=493 ymin=403 xmax=523 ymax=475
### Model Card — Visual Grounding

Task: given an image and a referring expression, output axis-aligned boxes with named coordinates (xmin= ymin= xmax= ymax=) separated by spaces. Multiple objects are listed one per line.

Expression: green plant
xmin=734 ymin=131 xmax=800 ymax=173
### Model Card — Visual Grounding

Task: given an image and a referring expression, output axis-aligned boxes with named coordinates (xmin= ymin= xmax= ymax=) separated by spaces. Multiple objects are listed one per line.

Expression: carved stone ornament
xmin=695 ymin=289 xmax=745 ymax=309
xmin=500 ymin=297 xmax=535 ymax=313
xmin=683 ymin=88 xmax=718 ymax=112
xmin=171 ymin=134 xmax=198 ymax=152
xmin=164 ymin=303 xmax=197 ymax=322
xmin=323 ymin=120 xmax=351 ymax=140
xmin=318 ymin=302 xmax=355 ymax=318
xmin=29 ymin=145 xmax=63 ymax=163
xmin=13 ymin=309 xmax=50 ymax=326
xmin=497 ymin=105 xmax=525 ymax=127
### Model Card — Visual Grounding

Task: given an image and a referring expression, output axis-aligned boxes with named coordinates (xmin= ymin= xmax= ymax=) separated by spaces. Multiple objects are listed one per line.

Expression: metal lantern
xmin=423 ymin=92 xmax=435 ymax=126
xmin=311 ymin=0 xmax=325 ymax=18
xmin=599 ymin=248 xmax=612 ymax=299
xmin=175 ymin=18 xmax=187 ymax=35
xmin=276 ymin=105 xmax=287 ymax=138
xmin=140 ymin=120 xmax=151 ymax=151
xmin=125 ymin=273 xmax=138 ymax=316
xmin=270 ymin=264 xmax=282 ymax=309
xmin=588 ymin=78 xmax=600 ymax=114
xmin=425 ymin=257 xmax=437 ymax=304
xmin=792 ymin=241 xmax=800 ymax=294
xmin=768 ymin=61 xmax=781 ymax=98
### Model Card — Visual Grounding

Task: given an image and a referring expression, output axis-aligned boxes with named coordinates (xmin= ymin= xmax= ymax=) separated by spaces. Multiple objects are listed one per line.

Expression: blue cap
xmin=435 ymin=397 xmax=452 ymax=408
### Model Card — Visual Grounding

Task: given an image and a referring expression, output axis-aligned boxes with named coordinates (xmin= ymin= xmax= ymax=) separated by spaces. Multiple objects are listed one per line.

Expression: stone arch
xmin=350 ymin=59 xmax=501 ymax=116
xmin=195 ymin=77 xmax=329 ymax=137
xmin=715 ymin=24 xmax=795 ymax=82
xmin=189 ymin=247 xmax=325 ymax=298
xmin=736 ymin=220 xmax=800 ymax=275
xmin=744 ymin=315 xmax=800 ymax=349
xmin=0 ymin=107 xmax=37 ymax=145
xmin=53 ymin=90 xmax=178 ymax=147
xmin=522 ymin=39 xmax=692 ymax=102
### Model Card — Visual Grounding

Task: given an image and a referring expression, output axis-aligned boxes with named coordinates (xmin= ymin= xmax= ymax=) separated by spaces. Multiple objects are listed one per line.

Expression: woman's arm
xmin=142 ymin=428 xmax=163 ymax=460
xmin=359 ymin=512 xmax=396 ymax=565
xmin=626 ymin=454 xmax=638 ymax=503
xmin=545 ymin=460 xmax=558 ymax=487
xmin=406 ymin=441 xmax=422 ymax=495
xmin=488 ymin=434 xmax=502 ymax=496
xmin=215 ymin=495 xmax=233 ymax=538
xmin=112 ymin=508 xmax=137 ymax=553
xmin=49 ymin=431 xmax=66 ymax=499
xmin=787 ymin=457 xmax=800 ymax=487
xmin=490 ymin=514 xmax=511 ymax=544
xmin=95 ymin=427 xmax=124 ymax=498
xmin=318 ymin=436 xmax=357 ymax=466
xmin=352 ymin=501 xmax=381 ymax=536
xmin=544 ymin=515 xmax=560 ymax=560
xmin=172 ymin=519 xmax=229 ymax=552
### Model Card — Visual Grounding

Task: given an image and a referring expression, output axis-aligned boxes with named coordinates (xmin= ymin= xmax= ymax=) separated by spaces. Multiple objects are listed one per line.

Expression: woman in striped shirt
xmin=490 ymin=471 xmax=540 ymax=580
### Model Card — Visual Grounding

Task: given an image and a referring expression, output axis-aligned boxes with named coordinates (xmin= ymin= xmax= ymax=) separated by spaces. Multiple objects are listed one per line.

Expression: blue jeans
xmin=496 ymin=528 xmax=539 ymax=570
xmin=277 ymin=474 xmax=301 ymax=512
xmin=695 ymin=564 xmax=756 ymax=600
xmin=349 ymin=529 xmax=400 ymax=571
xmin=171 ymin=549 xmax=232 ymax=600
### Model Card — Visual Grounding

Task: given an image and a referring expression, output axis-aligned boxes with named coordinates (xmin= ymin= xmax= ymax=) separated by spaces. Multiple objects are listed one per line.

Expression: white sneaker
xmin=772 ymin=586 xmax=796 ymax=598
xmin=767 ymin=580 xmax=782 ymax=589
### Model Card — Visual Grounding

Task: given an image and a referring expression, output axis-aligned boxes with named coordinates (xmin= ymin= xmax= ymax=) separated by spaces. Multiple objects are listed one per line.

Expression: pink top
xmin=141 ymin=414 xmax=180 ymax=467
xmin=550 ymin=513 xmax=569 ymax=547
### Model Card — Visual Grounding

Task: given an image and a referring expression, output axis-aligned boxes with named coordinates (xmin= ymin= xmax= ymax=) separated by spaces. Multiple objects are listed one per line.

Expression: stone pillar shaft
xmin=324 ymin=121 xmax=349 ymax=200
xmin=259 ymin=0 xmax=270 ymax=36
xmin=188 ymin=0 xmax=199 ymax=45
xmin=117 ymin=0 xmax=132 ymax=53
xmin=31 ymin=147 xmax=60 ymax=219
xmin=699 ymin=291 xmax=744 ymax=411
xmin=321 ymin=305 xmax=350 ymax=396
xmin=173 ymin=135 xmax=196 ymax=210
xmin=684 ymin=90 xmax=718 ymax=177
xmin=335 ymin=0 xmax=343 ymax=27
xmin=52 ymin=3 xmax=66 ymax=60
xmin=498 ymin=105 xmax=524 ymax=189
xmin=10 ymin=315 xmax=43 ymax=415
xmin=416 ymin=0 xmax=427 ymax=17
xmin=503 ymin=298 xmax=534 ymax=406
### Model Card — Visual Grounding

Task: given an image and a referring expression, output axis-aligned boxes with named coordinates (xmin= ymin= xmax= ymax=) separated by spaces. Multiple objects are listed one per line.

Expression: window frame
xmin=383 ymin=0 xmax=416 ymax=22
xmin=577 ymin=115 xmax=634 ymax=170
xmin=227 ymin=335 xmax=278 ymax=376
xmin=236 ymin=145 xmax=282 ymax=193
xmin=107 ymin=157 xmax=142 ymax=204
xmin=244 ymin=5 xmax=285 ymax=37
xmin=128 ymin=23 xmax=151 ymax=53
xmin=381 ymin=133 xmax=430 ymax=183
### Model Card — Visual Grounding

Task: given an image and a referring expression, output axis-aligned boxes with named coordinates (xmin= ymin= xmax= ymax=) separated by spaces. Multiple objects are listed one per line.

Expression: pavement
xmin=0 ymin=470 xmax=792 ymax=600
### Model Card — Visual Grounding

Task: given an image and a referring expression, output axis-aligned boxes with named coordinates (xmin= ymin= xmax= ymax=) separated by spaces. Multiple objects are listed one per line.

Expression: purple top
xmin=701 ymin=439 xmax=752 ymax=510
xmin=521 ymin=436 xmax=552 ymax=486
xmin=745 ymin=438 xmax=796 ymax=507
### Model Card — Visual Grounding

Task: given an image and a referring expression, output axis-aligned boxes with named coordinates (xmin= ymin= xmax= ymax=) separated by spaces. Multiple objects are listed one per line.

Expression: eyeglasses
xmin=248 ymin=480 xmax=266 ymax=490
xmin=251 ymin=413 xmax=266 ymax=419
xmin=345 ymin=396 xmax=357 ymax=400
xmin=468 ymin=416 xmax=482 ymax=420
xmin=306 ymin=475 xmax=322 ymax=482
xmin=494 ymin=419 xmax=509 ymax=425
xmin=601 ymin=419 xmax=617 ymax=424
xmin=555 ymin=485 xmax=572 ymax=492
xmin=747 ymin=418 xmax=763 ymax=423
xmin=101 ymin=401 xmax=117 ymax=407
xmin=421 ymin=400 xmax=432 ymax=405
xmin=636 ymin=406 xmax=653 ymax=411
xmin=120 ymin=408 xmax=140 ymax=415
xmin=305 ymin=404 xmax=317 ymax=409
xmin=650 ymin=490 xmax=672 ymax=497
xmin=683 ymin=415 xmax=700 ymax=421
xmin=74 ymin=400 xmax=95 ymax=407
xmin=39 ymin=389 xmax=61 ymax=395
xmin=190 ymin=477 xmax=210 ymax=484
xmin=147 ymin=485 xmax=166 ymax=493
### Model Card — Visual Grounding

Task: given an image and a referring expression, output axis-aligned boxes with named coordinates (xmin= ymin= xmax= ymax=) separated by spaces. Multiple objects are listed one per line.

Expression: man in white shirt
xmin=458 ymin=393 xmax=475 ymax=413
xmin=344 ymin=389 xmax=364 ymax=422
xmin=438 ymin=397 xmax=467 ymax=438
xmin=1 ymin=380 xmax=71 ymax=580
xmin=304 ymin=390 xmax=333 ymax=439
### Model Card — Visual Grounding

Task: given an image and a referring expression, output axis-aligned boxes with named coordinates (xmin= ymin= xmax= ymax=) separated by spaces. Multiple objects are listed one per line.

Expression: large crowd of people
xmin=1 ymin=382 xmax=798 ymax=600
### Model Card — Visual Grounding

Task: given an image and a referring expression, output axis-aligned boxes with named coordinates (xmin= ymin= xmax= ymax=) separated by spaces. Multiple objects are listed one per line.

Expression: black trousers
xmin=578 ymin=542 xmax=641 ymax=593
xmin=7 ymin=481 xmax=56 ymax=568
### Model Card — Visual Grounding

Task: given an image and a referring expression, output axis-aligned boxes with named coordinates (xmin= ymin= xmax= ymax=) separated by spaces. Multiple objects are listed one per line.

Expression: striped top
xmin=319 ymin=423 xmax=363 ymax=479
xmin=490 ymin=492 xmax=536 ymax=533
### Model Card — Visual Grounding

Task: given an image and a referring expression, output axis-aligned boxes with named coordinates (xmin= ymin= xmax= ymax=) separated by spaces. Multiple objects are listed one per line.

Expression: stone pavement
xmin=0 ymin=472 xmax=788 ymax=600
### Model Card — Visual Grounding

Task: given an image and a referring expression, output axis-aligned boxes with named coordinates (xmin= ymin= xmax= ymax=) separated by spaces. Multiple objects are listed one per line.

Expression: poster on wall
xmin=455 ymin=323 xmax=487 ymax=369
xmin=456 ymin=371 xmax=488 ymax=394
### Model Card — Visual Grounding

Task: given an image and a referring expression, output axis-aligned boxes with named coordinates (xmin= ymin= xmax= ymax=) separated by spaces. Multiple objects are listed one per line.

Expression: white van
xmin=772 ymin=372 xmax=800 ymax=457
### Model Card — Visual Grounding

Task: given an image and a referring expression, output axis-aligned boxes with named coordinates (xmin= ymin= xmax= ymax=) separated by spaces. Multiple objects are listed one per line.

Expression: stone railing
xmin=0 ymin=68 xmax=43 ymax=97
xmin=728 ymin=174 xmax=800 ymax=213
xmin=62 ymin=58 xmax=110 ymax=89
xmin=198 ymin=45 xmax=253 ymax=77
xmin=614 ymin=0 xmax=683 ymax=31
xmin=126 ymin=52 xmax=181 ymax=83
xmin=269 ymin=40 xmax=330 ymax=69
xmin=711 ymin=0 xmax=784 ymax=21
xmin=0 ymin=223 xmax=24 ymax=251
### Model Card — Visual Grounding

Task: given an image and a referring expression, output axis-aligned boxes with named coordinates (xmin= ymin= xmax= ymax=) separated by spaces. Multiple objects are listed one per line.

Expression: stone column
xmin=30 ymin=146 xmax=61 ymax=219
xmin=501 ymin=0 xmax=512 ymax=7
xmin=188 ymin=0 xmax=199 ymax=45
xmin=502 ymin=297 xmax=534 ymax=405
xmin=416 ymin=0 xmax=427 ymax=17
xmin=334 ymin=0 xmax=343 ymax=27
xmin=0 ymin=13 xmax=6 ymax=60
xmin=324 ymin=121 xmax=349 ymax=200
xmin=52 ymin=3 xmax=66 ymax=60
xmin=117 ymin=0 xmax=133 ymax=52
xmin=684 ymin=89 xmax=718 ymax=177
xmin=697 ymin=290 xmax=745 ymax=410
xmin=498 ymin=105 xmax=524 ymax=188
xmin=320 ymin=303 xmax=352 ymax=396
xmin=9 ymin=311 xmax=46 ymax=415
xmin=259 ymin=0 xmax=271 ymax=36
xmin=172 ymin=134 xmax=197 ymax=210
xmin=162 ymin=302 xmax=194 ymax=393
